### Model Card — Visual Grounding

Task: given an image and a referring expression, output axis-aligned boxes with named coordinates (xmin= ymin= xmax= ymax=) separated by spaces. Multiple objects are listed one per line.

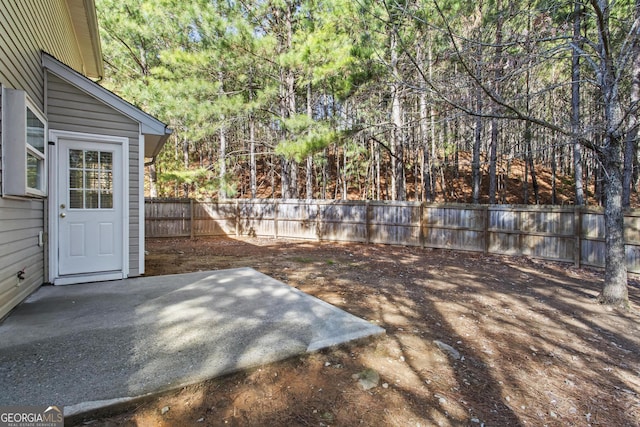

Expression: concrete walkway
xmin=0 ymin=268 xmax=384 ymax=417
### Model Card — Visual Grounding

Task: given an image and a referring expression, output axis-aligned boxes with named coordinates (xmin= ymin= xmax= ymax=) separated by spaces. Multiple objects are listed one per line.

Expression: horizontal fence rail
xmin=145 ymin=198 xmax=640 ymax=274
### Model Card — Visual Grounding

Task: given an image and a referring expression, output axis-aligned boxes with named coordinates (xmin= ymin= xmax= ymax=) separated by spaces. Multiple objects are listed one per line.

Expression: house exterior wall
xmin=0 ymin=196 xmax=45 ymax=319
xmin=0 ymin=0 xmax=86 ymax=108
xmin=0 ymin=0 xmax=86 ymax=319
xmin=0 ymin=83 xmax=47 ymax=319
xmin=46 ymin=74 xmax=142 ymax=277
xmin=1 ymin=87 xmax=2 ymax=192
xmin=1 ymin=84 xmax=46 ymax=319
xmin=0 ymin=1 xmax=160 ymax=318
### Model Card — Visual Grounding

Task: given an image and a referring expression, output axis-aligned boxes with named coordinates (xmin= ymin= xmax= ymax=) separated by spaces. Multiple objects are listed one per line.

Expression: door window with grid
xmin=68 ymin=149 xmax=114 ymax=209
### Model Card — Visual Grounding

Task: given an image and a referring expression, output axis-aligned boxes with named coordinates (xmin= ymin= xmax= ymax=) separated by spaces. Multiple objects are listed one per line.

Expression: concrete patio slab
xmin=0 ymin=268 xmax=384 ymax=417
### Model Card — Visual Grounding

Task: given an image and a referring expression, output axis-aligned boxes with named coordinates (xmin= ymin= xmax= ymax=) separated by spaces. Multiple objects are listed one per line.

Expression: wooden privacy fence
xmin=145 ymin=198 xmax=640 ymax=273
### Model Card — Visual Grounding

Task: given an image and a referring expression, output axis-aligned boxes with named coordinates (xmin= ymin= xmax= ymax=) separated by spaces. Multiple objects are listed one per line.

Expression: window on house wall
xmin=1 ymin=88 xmax=47 ymax=197
xmin=25 ymin=102 xmax=47 ymax=194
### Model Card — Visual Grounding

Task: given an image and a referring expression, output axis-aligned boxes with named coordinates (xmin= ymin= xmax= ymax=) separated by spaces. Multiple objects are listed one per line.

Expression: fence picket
xmin=145 ymin=199 xmax=640 ymax=273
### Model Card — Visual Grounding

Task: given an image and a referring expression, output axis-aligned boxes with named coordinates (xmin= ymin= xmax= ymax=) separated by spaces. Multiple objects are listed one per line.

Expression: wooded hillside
xmin=96 ymin=0 xmax=640 ymax=207
xmin=212 ymin=149 xmax=612 ymax=205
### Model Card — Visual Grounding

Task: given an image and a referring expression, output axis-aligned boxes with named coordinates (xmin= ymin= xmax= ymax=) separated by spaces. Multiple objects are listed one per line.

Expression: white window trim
xmin=25 ymin=97 xmax=48 ymax=197
xmin=1 ymin=88 xmax=48 ymax=198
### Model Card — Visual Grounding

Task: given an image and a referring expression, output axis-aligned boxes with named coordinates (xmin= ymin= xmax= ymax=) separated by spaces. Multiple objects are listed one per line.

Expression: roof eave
xmin=42 ymin=53 xmax=171 ymax=157
xmin=66 ymin=0 xmax=104 ymax=78
xmin=145 ymin=132 xmax=173 ymax=159
xmin=83 ymin=0 xmax=104 ymax=78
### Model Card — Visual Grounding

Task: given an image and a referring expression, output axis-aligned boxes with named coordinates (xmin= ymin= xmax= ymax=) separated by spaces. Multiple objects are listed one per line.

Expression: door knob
xmin=60 ymin=212 xmax=66 ymax=218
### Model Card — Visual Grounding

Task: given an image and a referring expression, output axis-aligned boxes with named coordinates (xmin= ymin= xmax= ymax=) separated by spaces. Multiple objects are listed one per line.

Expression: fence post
xmin=419 ymin=202 xmax=425 ymax=248
xmin=574 ymin=206 xmax=581 ymax=267
xmin=483 ymin=205 xmax=490 ymax=254
xmin=274 ymin=200 xmax=279 ymax=239
xmin=189 ymin=199 xmax=194 ymax=239
xmin=189 ymin=199 xmax=195 ymax=239
xmin=235 ymin=200 xmax=240 ymax=237
xmin=316 ymin=200 xmax=322 ymax=242
xmin=365 ymin=200 xmax=371 ymax=244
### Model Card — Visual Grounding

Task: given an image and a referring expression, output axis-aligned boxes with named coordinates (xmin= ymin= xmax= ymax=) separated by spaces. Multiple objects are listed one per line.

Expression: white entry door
xmin=57 ymin=138 xmax=124 ymax=277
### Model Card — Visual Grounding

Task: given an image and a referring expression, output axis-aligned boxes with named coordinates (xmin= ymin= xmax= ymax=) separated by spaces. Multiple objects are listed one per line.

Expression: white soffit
xmin=65 ymin=0 xmax=103 ymax=78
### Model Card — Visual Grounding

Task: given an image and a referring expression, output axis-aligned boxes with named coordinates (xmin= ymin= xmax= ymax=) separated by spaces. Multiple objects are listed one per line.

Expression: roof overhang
xmin=42 ymin=53 xmax=172 ymax=158
xmin=65 ymin=0 xmax=104 ymax=79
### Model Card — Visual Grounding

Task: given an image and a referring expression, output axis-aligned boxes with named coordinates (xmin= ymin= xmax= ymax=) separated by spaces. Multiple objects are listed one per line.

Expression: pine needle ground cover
xmin=77 ymin=237 xmax=640 ymax=427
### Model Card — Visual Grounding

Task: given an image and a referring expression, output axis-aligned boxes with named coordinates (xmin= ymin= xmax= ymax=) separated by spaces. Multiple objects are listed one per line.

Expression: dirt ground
xmin=75 ymin=236 xmax=640 ymax=427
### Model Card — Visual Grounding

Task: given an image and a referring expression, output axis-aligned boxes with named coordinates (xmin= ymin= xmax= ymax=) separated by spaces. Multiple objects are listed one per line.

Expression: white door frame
xmin=48 ymin=130 xmax=129 ymax=285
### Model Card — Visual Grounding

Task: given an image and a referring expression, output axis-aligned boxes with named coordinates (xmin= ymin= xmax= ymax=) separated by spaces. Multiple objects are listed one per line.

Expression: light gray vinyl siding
xmin=0 ymin=79 xmax=45 ymax=319
xmin=47 ymin=74 xmax=142 ymax=277
xmin=0 ymin=0 xmax=85 ymax=110
xmin=0 ymin=197 xmax=44 ymax=319
xmin=130 ymin=144 xmax=141 ymax=275
xmin=0 ymin=0 xmax=87 ymax=317
xmin=0 ymin=90 xmax=36 ymax=318
xmin=0 ymin=87 xmax=2 ymax=190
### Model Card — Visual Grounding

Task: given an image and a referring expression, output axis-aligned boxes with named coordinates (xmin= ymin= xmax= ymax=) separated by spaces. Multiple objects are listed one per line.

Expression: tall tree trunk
xmin=249 ymin=72 xmax=257 ymax=199
xmin=321 ymin=90 xmax=329 ymax=200
xmin=599 ymin=140 xmax=628 ymax=305
xmin=421 ymin=147 xmax=432 ymax=201
xmin=418 ymin=41 xmax=433 ymax=202
xmin=489 ymin=0 xmax=503 ymax=204
xmin=390 ymin=30 xmax=406 ymax=201
xmin=218 ymin=72 xmax=228 ymax=199
xmin=278 ymin=71 xmax=291 ymax=197
xmin=414 ymin=149 xmax=419 ymax=201
xmin=438 ymin=123 xmax=448 ymax=200
xmin=524 ymin=4 xmax=539 ymax=204
xmin=335 ymin=145 xmax=341 ymax=199
xmin=488 ymin=120 xmax=499 ymax=204
xmin=572 ymin=0 xmax=586 ymax=205
xmin=367 ymin=141 xmax=374 ymax=199
xmin=306 ymin=82 xmax=314 ymax=200
xmin=526 ymin=128 xmax=539 ymax=204
xmin=439 ymin=163 xmax=447 ymax=201
xmin=551 ymin=140 xmax=557 ymax=204
xmin=472 ymin=61 xmax=483 ymax=204
xmin=286 ymin=65 xmax=298 ymax=199
xmin=148 ymin=163 xmax=158 ymax=198
xmin=592 ymin=0 xmax=629 ymax=307
xmin=249 ymin=113 xmax=257 ymax=199
xmin=219 ymin=126 xmax=227 ymax=199
xmin=281 ymin=157 xmax=291 ymax=199
xmin=429 ymin=49 xmax=437 ymax=202
xmin=322 ymin=148 xmax=328 ymax=199
xmin=594 ymin=156 xmax=603 ymax=205
xmin=277 ymin=0 xmax=297 ymax=200
xmin=472 ymin=4 xmax=483 ymax=204
xmin=376 ymin=143 xmax=382 ymax=200
xmin=623 ymin=1 xmax=640 ymax=207
xmin=183 ymin=137 xmax=189 ymax=197
xmin=342 ymin=145 xmax=348 ymax=199
xmin=523 ymin=146 xmax=529 ymax=204
xmin=270 ymin=155 xmax=276 ymax=198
